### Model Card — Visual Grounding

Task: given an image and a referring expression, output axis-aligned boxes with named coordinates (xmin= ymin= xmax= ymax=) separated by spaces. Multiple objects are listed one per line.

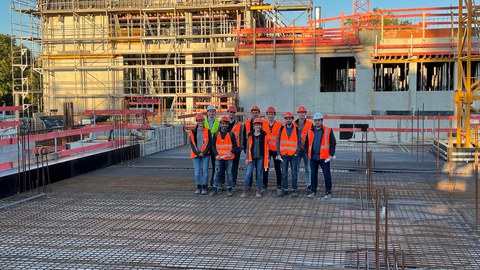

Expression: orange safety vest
xmin=230 ymin=121 xmax=243 ymax=147
xmin=189 ymin=128 xmax=210 ymax=158
xmin=215 ymin=132 xmax=235 ymax=160
xmin=297 ymin=119 xmax=313 ymax=147
xmin=279 ymin=125 xmax=299 ymax=156
xmin=247 ymin=132 xmax=269 ymax=169
xmin=307 ymin=126 xmax=331 ymax=160
xmin=266 ymin=121 xmax=282 ymax=151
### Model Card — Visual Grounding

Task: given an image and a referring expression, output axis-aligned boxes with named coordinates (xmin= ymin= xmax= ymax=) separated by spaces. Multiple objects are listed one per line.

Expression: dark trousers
xmin=209 ymin=152 xmax=216 ymax=186
xmin=262 ymin=150 xmax=282 ymax=188
xmin=310 ymin=158 xmax=332 ymax=194
xmin=232 ymin=152 xmax=241 ymax=186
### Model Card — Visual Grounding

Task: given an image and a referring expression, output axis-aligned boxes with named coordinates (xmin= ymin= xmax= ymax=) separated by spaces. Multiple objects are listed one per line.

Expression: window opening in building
xmin=320 ymin=57 xmax=356 ymax=92
xmin=373 ymin=63 xmax=408 ymax=91
xmin=417 ymin=62 xmax=454 ymax=91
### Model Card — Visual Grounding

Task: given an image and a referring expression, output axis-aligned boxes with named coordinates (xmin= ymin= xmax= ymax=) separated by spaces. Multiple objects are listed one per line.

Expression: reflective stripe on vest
xmin=267 ymin=121 xmax=282 ymax=151
xmin=189 ymin=128 xmax=210 ymax=158
xmin=308 ymin=126 xmax=331 ymax=160
xmin=216 ymin=133 xmax=235 ymax=160
xmin=279 ymin=126 xmax=298 ymax=156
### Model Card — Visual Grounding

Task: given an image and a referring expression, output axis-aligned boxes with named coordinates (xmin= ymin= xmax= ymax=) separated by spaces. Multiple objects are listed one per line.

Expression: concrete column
xmin=409 ymin=62 xmax=418 ymax=113
xmin=185 ymin=53 xmax=194 ymax=113
xmin=186 ymin=12 xmax=192 ymax=48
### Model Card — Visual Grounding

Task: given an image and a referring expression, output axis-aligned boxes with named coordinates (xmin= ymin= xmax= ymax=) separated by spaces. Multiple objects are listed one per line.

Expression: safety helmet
xmin=228 ymin=105 xmax=237 ymax=113
xmin=206 ymin=104 xmax=216 ymax=111
xmin=253 ymin=118 xmax=263 ymax=125
xmin=250 ymin=105 xmax=260 ymax=112
xmin=220 ymin=116 xmax=230 ymax=122
xmin=266 ymin=106 xmax=276 ymax=114
xmin=283 ymin=112 xmax=294 ymax=119
xmin=312 ymin=112 xmax=324 ymax=120
xmin=297 ymin=106 xmax=307 ymax=113
xmin=195 ymin=113 xmax=205 ymax=121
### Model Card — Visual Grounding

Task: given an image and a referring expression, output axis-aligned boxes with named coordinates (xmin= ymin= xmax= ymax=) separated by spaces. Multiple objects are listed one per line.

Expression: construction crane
xmin=353 ymin=0 xmax=370 ymax=15
xmin=454 ymin=0 xmax=480 ymax=148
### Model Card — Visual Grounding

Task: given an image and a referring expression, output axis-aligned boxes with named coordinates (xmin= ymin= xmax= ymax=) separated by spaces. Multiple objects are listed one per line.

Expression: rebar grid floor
xmin=1 ymin=144 xmax=480 ymax=269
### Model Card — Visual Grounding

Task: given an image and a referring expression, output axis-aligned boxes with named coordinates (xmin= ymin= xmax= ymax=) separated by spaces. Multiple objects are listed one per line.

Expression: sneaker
xmin=306 ymin=186 xmax=312 ymax=195
xmin=256 ymin=190 xmax=262 ymax=198
xmin=209 ymin=188 xmax=218 ymax=196
xmin=323 ymin=193 xmax=332 ymax=200
xmin=308 ymin=192 xmax=317 ymax=199
xmin=276 ymin=189 xmax=283 ymax=196
xmin=201 ymin=185 xmax=208 ymax=195
xmin=240 ymin=190 xmax=248 ymax=198
xmin=227 ymin=188 xmax=233 ymax=197
xmin=277 ymin=190 xmax=287 ymax=197
xmin=195 ymin=188 xmax=201 ymax=195
xmin=291 ymin=190 xmax=298 ymax=197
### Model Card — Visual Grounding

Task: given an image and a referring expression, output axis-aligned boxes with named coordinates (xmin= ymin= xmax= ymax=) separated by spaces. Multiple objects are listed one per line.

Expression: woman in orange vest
xmin=276 ymin=112 xmax=301 ymax=197
xmin=189 ymin=113 xmax=212 ymax=195
xmin=241 ymin=118 xmax=269 ymax=198
xmin=306 ymin=112 xmax=336 ymax=200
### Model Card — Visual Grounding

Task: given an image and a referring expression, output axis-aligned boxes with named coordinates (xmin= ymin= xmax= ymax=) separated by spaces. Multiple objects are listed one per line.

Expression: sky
xmin=0 ymin=0 xmax=457 ymax=35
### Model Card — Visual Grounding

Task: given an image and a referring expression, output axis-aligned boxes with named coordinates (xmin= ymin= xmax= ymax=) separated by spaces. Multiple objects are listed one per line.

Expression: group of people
xmin=188 ymin=104 xmax=336 ymax=199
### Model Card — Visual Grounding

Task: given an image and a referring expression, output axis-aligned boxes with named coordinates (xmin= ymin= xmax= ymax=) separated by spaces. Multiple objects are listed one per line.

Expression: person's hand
xmin=216 ymin=155 xmax=221 ymax=160
xmin=199 ymin=153 xmax=204 ymax=157
xmin=246 ymin=159 xmax=250 ymax=165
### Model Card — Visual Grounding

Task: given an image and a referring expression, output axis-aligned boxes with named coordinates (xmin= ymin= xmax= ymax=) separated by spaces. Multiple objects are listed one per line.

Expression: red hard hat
xmin=228 ymin=105 xmax=237 ymax=113
xmin=253 ymin=118 xmax=263 ymax=124
xmin=266 ymin=106 xmax=276 ymax=114
xmin=283 ymin=112 xmax=294 ymax=119
xmin=297 ymin=106 xmax=307 ymax=113
xmin=251 ymin=105 xmax=260 ymax=112
xmin=195 ymin=113 xmax=205 ymax=121
xmin=220 ymin=116 xmax=230 ymax=122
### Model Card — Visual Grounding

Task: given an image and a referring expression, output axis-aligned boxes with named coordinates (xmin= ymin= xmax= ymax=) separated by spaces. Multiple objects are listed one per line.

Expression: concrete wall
xmin=139 ymin=124 xmax=185 ymax=156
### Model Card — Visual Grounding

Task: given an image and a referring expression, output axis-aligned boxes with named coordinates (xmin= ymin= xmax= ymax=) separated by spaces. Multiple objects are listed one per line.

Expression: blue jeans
xmin=244 ymin=158 xmax=263 ymax=190
xmin=281 ymin=155 xmax=298 ymax=191
xmin=310 ymin=158 xmax=332 ymax=194
xmin=213 ymin=159 xmax=233 ymax=189
xmin=192 ymin=156 xmax=209 ymax=185
xmin=297 ymin=151 xmax=311 ymax=187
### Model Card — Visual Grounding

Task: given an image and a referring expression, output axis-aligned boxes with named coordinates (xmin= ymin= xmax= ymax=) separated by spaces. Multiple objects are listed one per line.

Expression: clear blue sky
xmin=0 ymin=0 xmax=456 ymax=35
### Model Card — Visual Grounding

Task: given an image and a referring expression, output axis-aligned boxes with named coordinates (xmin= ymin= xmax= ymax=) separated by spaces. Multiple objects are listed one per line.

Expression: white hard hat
xmin=206 ymin=104 xmax=216 ymax=111
xmin=313 ymin=112 xmax=324 ymax=120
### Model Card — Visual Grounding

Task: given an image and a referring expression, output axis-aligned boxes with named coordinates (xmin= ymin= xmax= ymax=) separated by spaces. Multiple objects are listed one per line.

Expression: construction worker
xmin=227 ymin=105 xmax=243 ymax=190
xmin=276 ymin=112 xmax=301 ymax=197
xmin=210 ymin=116 xmax=239 ymax=196
xmin=263 ymin=106 xmax=282 ymax=193
xmin=306 ymin=112 xmax=336 ymax=199
xmin=189 ymin=113 xmax=211 ymax=195
xmin=241 ymin=118 xmax=269 ymax=198
xmin=243 ymin=105 xmax=268 ymax=189
xmin=295 ymin=106 xmax=313 ymax=195
xmin=204 ymin=104 xmax=220 ymax=188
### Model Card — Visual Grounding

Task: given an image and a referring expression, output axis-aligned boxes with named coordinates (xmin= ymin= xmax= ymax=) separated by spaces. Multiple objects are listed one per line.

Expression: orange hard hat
xmin=251 ymin=105 xmax=260 ymax=112
xmin=228 ymin=105 xmax=237 ymax=113
xmin=253 ymin=118 xmax=263 ymax=125
xmin=266 ymin=106 xmax=276 ymax=114
xmin=297 ymin=106 xmax=307 ymax=113
xmin=220 ymin=116 xmax=230 ymax=122
xmin=195 ymin=113 xmax=205 ymax=121
xmin=283 ymin=112 xmax=294 ymax=119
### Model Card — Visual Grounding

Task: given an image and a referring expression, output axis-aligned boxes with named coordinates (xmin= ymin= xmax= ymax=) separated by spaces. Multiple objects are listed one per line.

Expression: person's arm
xmin=329 ymin=128 xmax=336 ymax=157
xmin=211 ymin=132 xmax=219 ymax=156
xmin=189 ymin=131 xmax=200 ymax=156
xmin=229 ymin=132 xmax=239 ymax=155
xmin=276 ymin=126 xmax=283 ymax=155
xmin=295 ymin=126 xmax=301 ymax=156
xmin=201 ymin=130 xmax=212 ymax=156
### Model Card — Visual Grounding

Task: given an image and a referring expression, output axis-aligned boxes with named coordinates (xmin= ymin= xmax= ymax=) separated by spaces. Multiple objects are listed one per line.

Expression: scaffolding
xmin=12 ymin=0 xmax=311 ymax=122
xmin=10 ymin=0 xmax=43 ymax=117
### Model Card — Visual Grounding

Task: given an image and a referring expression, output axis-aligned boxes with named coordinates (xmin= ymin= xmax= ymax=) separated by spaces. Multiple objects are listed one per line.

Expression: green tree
xmin=0 ymin=34 xmax=13 ymax=106
xmin=345 ymin=8 xmax=412 ymax=27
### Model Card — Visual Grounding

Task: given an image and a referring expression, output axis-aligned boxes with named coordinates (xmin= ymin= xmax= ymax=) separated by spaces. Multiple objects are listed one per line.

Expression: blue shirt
xmin=311 ymin=127 xmax=323 ymax=160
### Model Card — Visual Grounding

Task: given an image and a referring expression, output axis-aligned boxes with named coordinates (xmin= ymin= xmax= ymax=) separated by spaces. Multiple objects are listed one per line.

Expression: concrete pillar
xmin=408 ymin=62 xmax=418 ymax=113
xmin=185 ymin=53 xmax=194 ymax=113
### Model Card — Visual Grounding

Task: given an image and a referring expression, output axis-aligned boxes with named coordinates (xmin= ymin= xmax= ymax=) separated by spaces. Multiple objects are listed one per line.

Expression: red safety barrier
xmin=0 ymin=161 xmax=13 ymax=171
xmin=59 ymin=141 xmax=115 ymax=158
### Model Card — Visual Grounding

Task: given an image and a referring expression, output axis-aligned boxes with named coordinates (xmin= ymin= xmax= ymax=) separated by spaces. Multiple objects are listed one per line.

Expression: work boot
xmin=195 ymin=185 xmax=201 ymax=195
xmin=201 ymin=185 xmax=208 ymax=195
xmin=291 ymin=190 xmax=298 ymax=198
xmin=209 ymin=187 xmax=218 ymax=196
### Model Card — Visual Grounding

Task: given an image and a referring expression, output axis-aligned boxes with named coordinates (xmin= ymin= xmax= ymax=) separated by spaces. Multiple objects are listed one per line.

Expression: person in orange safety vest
xmin=210 ymin=116 xmax=239 ymax=196
xmin=262 ymin=106 xmax=283 ymax=193
xmin=295 ymin=105 xmax=313 ymax=195
xmin=227 ymin=105 xmax=243 ymax=190
xmin=305 ymin=112 xmax=336 ymax=200
xmin=276 ymin=111 xmax=301 ymax=197
xmin=189 ymin=113 xmax=211 ymax=195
